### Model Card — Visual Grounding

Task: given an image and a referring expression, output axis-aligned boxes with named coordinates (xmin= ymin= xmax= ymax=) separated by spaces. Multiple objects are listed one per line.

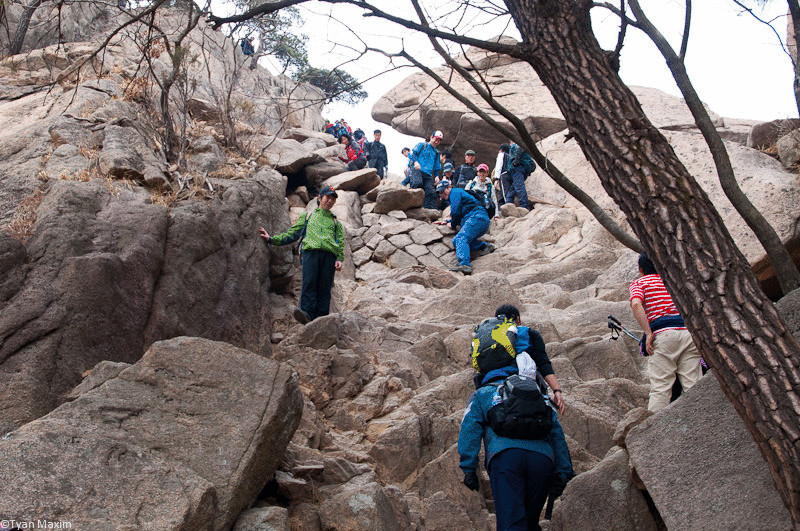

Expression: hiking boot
xmin=476 ymin=243 xmax=495 ymax=257
xmin=293 ymin=307 xmax=311 ymax=324
xmin=449 ymin=264 xmax=473 ymax=275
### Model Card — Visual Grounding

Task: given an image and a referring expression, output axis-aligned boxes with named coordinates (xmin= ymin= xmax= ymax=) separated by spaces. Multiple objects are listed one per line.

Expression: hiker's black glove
xmin=549 ymin=475 xmax=569 ymax=498
xmin=463 ymin=471 xmax=479 ymax=491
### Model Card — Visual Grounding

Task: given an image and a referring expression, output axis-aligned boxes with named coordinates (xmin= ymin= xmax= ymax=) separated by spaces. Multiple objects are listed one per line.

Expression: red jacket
xmin=340 ymin=144 xmax=360 ymax=162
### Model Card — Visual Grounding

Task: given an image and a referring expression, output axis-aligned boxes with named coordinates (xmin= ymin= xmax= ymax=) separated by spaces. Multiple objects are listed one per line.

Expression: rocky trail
xmin=0 ymin=4 xmax=797 ymax=529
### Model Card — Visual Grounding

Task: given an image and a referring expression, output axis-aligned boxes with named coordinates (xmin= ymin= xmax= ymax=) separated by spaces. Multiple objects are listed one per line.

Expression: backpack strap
xmin=298 ymin=212 xmax=311 ymax=255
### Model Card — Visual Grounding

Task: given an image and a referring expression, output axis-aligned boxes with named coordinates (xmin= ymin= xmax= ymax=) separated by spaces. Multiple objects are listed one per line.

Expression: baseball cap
xmin=436 ymin=180 xmax=451 ymax=192
xmin=443 ymin=162 xmax=454 ymax=173
xmin=477 ymin=163 xmax=489 ymax=172
xmin=465 ymin=149 xmax=476 ymax=156
xmin=431 ymin=130 xmax=444 ymax=139
xmin=319 ymin=186 xmax=338 ymax=198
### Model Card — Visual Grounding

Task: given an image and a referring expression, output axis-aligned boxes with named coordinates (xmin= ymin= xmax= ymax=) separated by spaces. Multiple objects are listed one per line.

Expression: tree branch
xmin=628 ymin=0 xmax=800 ymax=293
xmin=679 ymin=0 xmax=691 ymax=62
xmin=406 ymin=0 xmax=642 ymax=252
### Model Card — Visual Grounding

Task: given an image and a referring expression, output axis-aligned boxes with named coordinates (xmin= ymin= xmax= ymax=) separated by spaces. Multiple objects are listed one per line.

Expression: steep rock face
xmin=528 ymin=129 xmax=800 ymax=262
xmin=0 ymin=172 xmax=289 ymax=433
xmin=372 ymin=36 xmax=724 ymax=166
xmin=549 ymin=448 xmax=658 ymax=531
xmin=626 ymin=373 xmax=792 ymax=529
xmin=0 ymin=337 xmax=304 ymax=531
xmin=0 ymin=6 xmax=325 ymax=226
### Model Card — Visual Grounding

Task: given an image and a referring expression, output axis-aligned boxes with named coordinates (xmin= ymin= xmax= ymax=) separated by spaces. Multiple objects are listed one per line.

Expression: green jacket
xmin=268 ymin=208 xmax=345 ymax=261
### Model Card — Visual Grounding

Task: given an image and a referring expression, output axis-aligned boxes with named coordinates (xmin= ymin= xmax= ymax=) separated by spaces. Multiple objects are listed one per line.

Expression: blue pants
xmin=489 ymin=448 xmax=554 ymax=531
xmin=502 ymin=166 xmax=530 ymax=209
xmin=369 ymin=162 xmax=386 ymax=179
xmin=300 ymin=249 xmax=336 ymax=321
xmin=420 ymin=170 xmax=437 ymax=209
xmin=453 ymin=211 xmax=490 ymax=266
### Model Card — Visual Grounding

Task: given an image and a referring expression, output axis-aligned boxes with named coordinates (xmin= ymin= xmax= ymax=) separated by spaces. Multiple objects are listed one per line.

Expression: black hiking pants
xmin=300 ymin=249 xmax=336 ymax=321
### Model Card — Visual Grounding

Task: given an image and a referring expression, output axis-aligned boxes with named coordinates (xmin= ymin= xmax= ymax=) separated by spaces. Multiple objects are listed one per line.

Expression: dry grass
xmin=150 ymin=188 xmax=180 ymax=207
xmin=3 ymin=187 xmax=47 ymax=242
xmin=208 ymin=165 xmax=238 ymax=179
xmin=121 ymin=75 xmax=150 ymax=102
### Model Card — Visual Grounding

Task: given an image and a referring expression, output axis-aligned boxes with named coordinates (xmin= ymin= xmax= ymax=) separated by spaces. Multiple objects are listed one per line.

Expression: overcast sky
xmin=259 ymin=1 xmax=797 ymax=175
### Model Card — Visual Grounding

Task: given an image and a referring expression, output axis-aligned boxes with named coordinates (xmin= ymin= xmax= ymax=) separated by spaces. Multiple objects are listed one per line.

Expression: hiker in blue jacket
xmin=409 ymin=131 xmax=444 ymax=209
xmin=434 ymin=180 xmax=494 ymax=274
xmin=459 ymin=363 xmax=574 ymax=531
xmin=503 ymin=140 xmax=534 ymax=209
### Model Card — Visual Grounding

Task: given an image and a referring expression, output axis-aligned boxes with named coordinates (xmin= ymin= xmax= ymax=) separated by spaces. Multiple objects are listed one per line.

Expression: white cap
xmin=431 ymin=130 xmax=443 ymax=139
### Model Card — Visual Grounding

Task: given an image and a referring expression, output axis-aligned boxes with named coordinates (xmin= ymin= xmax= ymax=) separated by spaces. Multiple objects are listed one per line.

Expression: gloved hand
xmin=463 ymin=471 xmax=479 ymax=491
xmin=549 ymin=473 xmax=574 ymax=498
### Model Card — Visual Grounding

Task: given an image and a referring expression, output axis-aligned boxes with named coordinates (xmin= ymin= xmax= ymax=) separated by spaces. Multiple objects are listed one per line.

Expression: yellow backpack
xmin=471 ymin=317 xmax=518 ymax=373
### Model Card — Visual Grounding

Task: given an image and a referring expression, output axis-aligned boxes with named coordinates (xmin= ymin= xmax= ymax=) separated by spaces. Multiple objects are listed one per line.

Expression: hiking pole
xmin=545 ymin=494 xmax=556 ymax=520
xmin=607 ymin=315 xmax=640 ymax=341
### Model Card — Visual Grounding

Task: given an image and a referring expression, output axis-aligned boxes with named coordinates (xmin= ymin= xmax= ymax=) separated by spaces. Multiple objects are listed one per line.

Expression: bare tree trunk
xmin=788 ymin=0 xmax=800 ymax=116
xmin=160 ymin=79 xmax=178 ymax=163
xmin=8 ymin=0 xmax=43 ymax=56
xmin=505 ymin=0 xmax=800 ymax=523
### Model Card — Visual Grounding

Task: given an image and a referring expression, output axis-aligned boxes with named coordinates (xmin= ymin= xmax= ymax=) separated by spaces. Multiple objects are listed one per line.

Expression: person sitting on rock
xmin=459 ymin=305 xmax=574 ymax=531
xmin=439 ymin=161 xmax=455 ymax=185
xmin=454 ymin=149 xmax=478 ymax=189
xmin=434 ymin=179 xmax=494 ymax=275
xmin=338 ymin=135 xmax=366 ymax=171
xmin=439 ymin=148 xmax=454 ymax=179
xmin=259 ymin=186 xmax=345 ymax=324
xmin=629 ymin=252 xmax=702 ymax=412
xmin=465 ymin=163 xmax=500 ymax=219
xmin=409 ymin=131 xmax=444 ymax=209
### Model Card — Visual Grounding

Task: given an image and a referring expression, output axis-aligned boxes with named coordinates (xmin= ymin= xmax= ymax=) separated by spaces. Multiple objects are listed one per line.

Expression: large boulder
xmin=549 ymin=448 xmax=658 ymax=531
xmin=99 ymin=124 xmax=171 ymax=189
xmin=747 ymin=118 xmax=800 ymax=149
xmin=256 ymin=137 xmax=323 ymax=174
xmin=0 ymin=172 xmax=288 ymax=433
xmin=285 ymin=127 xmax=338 ymax=147
xmin=372 ymin=48 xmax=565 ymax=165
xmin=317 ymin=479 xmax=402 ymax=531
xmin=0 ymin=337 xmax=304 ymax=531
xmin=527 ymin=129 xmax=800 ymax=262
xmin=626 ymin=373 xmax=792 ymax=529
xmin=372 ymin=35 xmax=719 ymax=166
xmin=323 ymin=167 xmax=381 ymax=195
xmin=304 ymin=160 xmax=348 ymax=188
xmin=374 ymin=187 xmax=425 ymax=214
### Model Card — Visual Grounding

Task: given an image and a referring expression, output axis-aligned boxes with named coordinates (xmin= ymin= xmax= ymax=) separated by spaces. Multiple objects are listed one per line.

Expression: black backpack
xmin=464 ymin=188 xmax=495 ymax=218
xmin=487 ymin=374 xmax=553 ymax=440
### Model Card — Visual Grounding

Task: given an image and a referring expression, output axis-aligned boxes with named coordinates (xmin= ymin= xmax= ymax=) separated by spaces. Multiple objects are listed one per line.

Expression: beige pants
xmin=647 ymin=329 xmax=702 ymax=412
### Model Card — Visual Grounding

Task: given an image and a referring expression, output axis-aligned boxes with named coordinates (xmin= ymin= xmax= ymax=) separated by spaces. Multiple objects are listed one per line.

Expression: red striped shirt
xmin=629 ymin=274 xmax=685 ymax=333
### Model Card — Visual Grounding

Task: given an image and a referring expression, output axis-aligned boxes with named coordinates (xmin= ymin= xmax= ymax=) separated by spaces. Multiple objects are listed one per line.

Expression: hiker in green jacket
xmin=259 ymin=186 xmax=345 ymax=324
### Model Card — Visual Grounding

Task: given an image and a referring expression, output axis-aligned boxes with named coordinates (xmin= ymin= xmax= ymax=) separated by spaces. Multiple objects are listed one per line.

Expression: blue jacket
xmin=458 ymin=366 xmax=573 ymax=480
xmin=409 ymin=141 xmax=442 ymax=176
xmin=448 ymin=188 xmax=486 ymax=228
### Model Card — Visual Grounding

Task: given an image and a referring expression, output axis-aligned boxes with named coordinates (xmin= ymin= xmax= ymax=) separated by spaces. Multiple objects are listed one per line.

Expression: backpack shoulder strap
xmin=298 ymin=211 xmax=313 ymax=253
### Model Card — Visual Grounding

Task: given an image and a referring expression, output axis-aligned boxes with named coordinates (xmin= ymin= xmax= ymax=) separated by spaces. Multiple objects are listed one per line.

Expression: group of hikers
xmin=401 ymin=130 xmax=537 ymax=215
xmin=256 ymin=128 xmax=541 ymax=320
xmin=325 ymin=119 xmax=389 ymax=178
xmin=257 ymin=125 xmax=705 ymax=529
